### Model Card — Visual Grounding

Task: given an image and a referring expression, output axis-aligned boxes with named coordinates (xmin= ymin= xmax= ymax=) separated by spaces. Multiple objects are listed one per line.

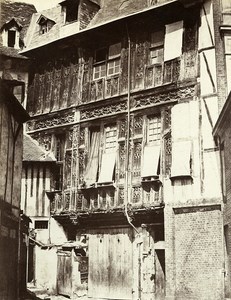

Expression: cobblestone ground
xmin=23 ymin=288 xmax=89 ymax=300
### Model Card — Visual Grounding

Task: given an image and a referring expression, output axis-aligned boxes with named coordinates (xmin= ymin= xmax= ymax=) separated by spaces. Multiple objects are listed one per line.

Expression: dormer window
xmin=61 ymin=0 xmax=79 ymax=24
xmin=8 ymin=30 xmax=16 ymax=47
xmin=38 ymin=16 xmax=55 ymax=35
xmin=1 ymin=19 xmax=21 ymax=49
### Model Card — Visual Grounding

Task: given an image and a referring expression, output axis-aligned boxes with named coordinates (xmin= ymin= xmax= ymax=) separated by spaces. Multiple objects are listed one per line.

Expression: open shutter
xmin=164 ymin=21 xmax=183 ymax=61
xmin=141 ymin=145 xmax=160 ymax=178
xmin=84 ymin=130 xmax=100 ymax=187
xmin=171 ymin=140 xmax=191 ymax=178
xmin=171 ymin=102 xmax=196 ymax=179
xmin=98 ymin=151 xmax=116 ymax=184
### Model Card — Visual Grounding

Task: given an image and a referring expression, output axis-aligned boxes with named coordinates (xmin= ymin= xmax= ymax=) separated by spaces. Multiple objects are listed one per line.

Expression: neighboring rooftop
xmin=0 ymin=0 xmax=37 ymax=40
xmin=22 ymin=0 xmax=178 ymax=53
xmin=23 ymin=134 xmax=56 ymax=162
xmin=88 ymin=0 xmax=152 ymax=27
xmin=0 ymin=0 xmax=37 ymax=58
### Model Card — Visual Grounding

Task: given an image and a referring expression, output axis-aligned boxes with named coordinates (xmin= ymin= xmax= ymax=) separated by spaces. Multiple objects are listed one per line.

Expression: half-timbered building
xmin=21 ymin=0 xmax=230 ymax=299
xmin=0 ymin=79 xmax=30 ymax=300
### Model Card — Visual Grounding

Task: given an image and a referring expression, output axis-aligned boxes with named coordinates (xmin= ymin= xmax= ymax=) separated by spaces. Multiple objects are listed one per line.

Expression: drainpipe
xmin=124 ymin=22 xmax=139 ymax=235
xmin=215 ymin=135 xmax=226 ymax=295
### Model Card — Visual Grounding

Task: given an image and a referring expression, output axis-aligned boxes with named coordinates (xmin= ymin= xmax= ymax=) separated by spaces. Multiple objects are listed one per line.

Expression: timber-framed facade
xmin=21 ymin=0 xmax=230 ymax=299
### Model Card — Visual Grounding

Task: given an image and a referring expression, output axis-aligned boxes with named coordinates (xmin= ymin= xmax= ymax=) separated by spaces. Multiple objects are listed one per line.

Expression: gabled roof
xmin=24 ymin=6 xmax=63 ymax=50
xmin=37 ymin=14 xmax=56 ymax=25
xmin=0 ymin=18 xmax=22 ymax=31
xmin=23 ymin=134 xmax=56 ymax=162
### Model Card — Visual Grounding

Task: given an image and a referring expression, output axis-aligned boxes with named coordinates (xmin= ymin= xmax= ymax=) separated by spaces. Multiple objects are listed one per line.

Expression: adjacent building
xmin=0 ymin=0 xmax=36 ymax=106
xmin=21 ymin=0 xmax=231 ymax=299
xmin=0 ymin=79 xmax=30 ymax=300
xmin=213 ymin=90 xmax=231 ymax=299
xmin=0 ymin=2 xmax=36 ymax=299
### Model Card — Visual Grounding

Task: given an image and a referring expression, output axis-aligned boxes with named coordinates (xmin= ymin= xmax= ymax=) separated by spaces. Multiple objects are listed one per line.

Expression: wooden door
xmin=57 ymin=250 xmax=72 ymax=297
xmin=141 ymin=228 xmax=165 ymax=300
xmin=88 ymin=227 xmax=133 ymax=299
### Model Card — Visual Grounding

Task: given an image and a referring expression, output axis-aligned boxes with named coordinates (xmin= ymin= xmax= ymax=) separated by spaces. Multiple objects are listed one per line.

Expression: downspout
xmin=215 ymin=135 xmax=226 ymax=295
xmin=124 ymin=22 xmax=139 ymax=235
xmin=125 ymin=23 xmax=141 ymax=300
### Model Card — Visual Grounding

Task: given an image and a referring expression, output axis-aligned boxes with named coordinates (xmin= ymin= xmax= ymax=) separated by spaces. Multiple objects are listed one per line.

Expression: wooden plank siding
xmin=88 ymin=228 xmax=133 ymax=299
xmin=22 ymin=164 xmax=51 ymax=217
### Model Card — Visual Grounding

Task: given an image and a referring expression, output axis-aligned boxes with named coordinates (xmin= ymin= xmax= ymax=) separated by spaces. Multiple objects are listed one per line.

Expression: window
xmin=107 ymin=43 xmax=121 ymax=76
xmin=93 ymin=63 xmax=106 ymax=80
xmin=35 ymin=220 xmax=48 ymax=229
xmin=84 ymin=128 xmax=100 ymax=187
xmin=93 ymin=43 xmax=121 ymax=80
xmin=8 ymin=30 xmax=16 ymax=47
xmin=54 ymin=134 xmax=65 ymax=190
xmin=224 ymin=34 xmax=231 ymax=93
xmin=141 ymin=115 xmax=161 ymax=179
xmin=105 ymin=124 xmax=117 ymax=152
xmin=40 ymin=23 xmax=48 ymax=34
xmin=65 ymin=0 xmax=79 ymax=23
xmin=148 ymin=115 xmax=161 ymax=143
xmin=108 ymin=58 xmax=120 ymax=76
xmin=98 ymin=124 xmax=117 ymax=184
xmin=149 ymin=30 xmax=164 ymax=65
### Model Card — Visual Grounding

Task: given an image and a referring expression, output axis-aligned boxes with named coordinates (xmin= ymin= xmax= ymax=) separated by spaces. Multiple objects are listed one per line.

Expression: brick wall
xmin=173 ymin=206 xmax=223 ymax=300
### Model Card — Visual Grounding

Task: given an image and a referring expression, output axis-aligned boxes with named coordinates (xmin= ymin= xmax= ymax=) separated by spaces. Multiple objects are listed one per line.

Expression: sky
xmin=11 ymin=0 xmax=61 ymax=11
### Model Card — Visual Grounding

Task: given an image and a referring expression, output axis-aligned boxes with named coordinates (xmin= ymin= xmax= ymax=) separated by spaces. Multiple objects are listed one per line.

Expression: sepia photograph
xmin=0 ymin=0 xmax=231 ymax=299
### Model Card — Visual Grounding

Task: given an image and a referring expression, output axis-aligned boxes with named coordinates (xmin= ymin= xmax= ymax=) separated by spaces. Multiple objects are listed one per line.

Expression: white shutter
xmin=141 ymin=145 xmax=160 ymax=178
xmin=98 ymin=151 xmax=116 ymax=183
xmin=171 ymin=141 xmax=191 ymax=178
xmin=164 ymin=21 xmax=183 ymax=61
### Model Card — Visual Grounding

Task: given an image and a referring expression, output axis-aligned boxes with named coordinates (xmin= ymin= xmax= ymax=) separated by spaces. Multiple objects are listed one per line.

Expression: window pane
xmin=148 ymin=115 xmax=161 ymax=143
xmin=150 ymin=47 xmax=163 ymax=65
xmin=93 ymin=63 xmax=106 ymax=79
xmin=8 ymin=30 xmax=16 ymax=47
xmin=108 ymin=43 xmax=121 ymax=59
xmin=107 ymin=58 xmax=120 ymax=76
xmin=151 ymin=30 xmax=164 ymax=47
xmin=95 ymin=48 xmax=107 ymax=62
xmin=225 ymin=35 xmax=231 ymax=54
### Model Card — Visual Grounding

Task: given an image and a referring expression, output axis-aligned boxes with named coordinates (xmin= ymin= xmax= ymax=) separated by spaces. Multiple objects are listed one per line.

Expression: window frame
xmin=224 ymin=33 xmax=231 ymax=93
xmin=93 ymin=43 xmax=121 ymax=81
xmin=8 ymin=29 xmax=16 ymax=47
xmin=147 ymin=114 xmax=161 ymax=145
xmin=34 ymin=220 xmax=49 ymax=230
xmin=149 ymin=30 xmax=164 ymax=66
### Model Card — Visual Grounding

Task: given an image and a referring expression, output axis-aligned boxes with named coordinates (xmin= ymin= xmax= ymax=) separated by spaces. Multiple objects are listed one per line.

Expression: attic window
xmin=38 ymin=17 xmax=55 ymax=35
xmin=64 ymin=0 xmax=79 ymax=23
xmin=40 ymin=23 xmax=48 ymax=34
xmin=8 ymin=30 xmax=16 ymax=47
